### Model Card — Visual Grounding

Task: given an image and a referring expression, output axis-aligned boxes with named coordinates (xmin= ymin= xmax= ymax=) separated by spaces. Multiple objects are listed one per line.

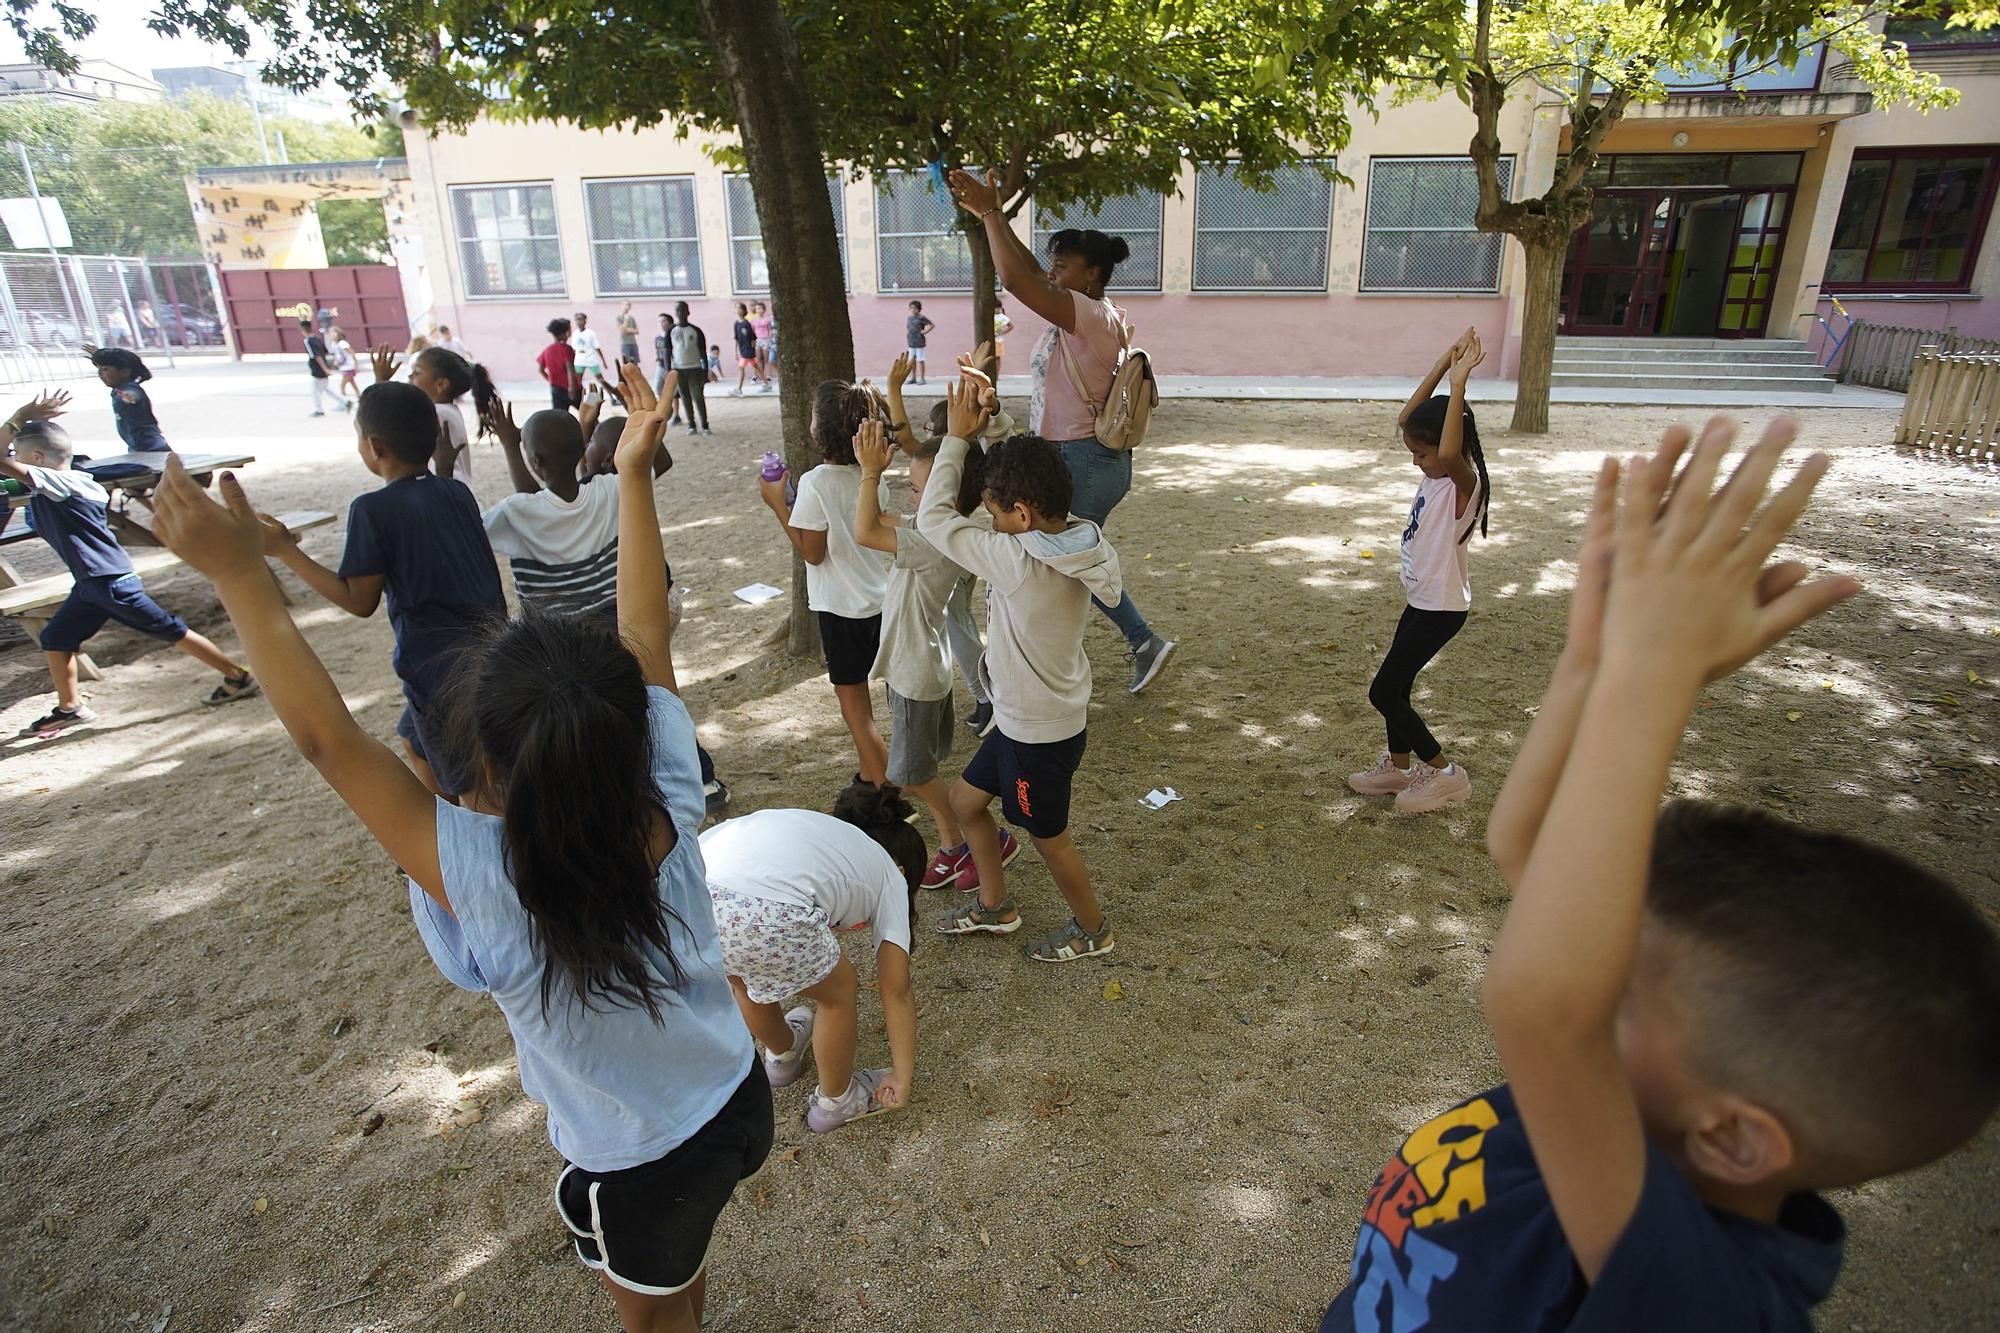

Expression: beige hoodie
xmin=916 ymin=435 xmax=1122 ymax=743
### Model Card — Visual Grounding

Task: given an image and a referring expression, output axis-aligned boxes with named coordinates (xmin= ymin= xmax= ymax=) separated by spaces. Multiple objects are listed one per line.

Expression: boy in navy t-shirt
xmin=0 ymin=394 xmax=256 ymax=732
xmin=1323 ymin=420 xmax=2000 ymax=1332
xmin=261 ymin=381 xmax=503 ymax=796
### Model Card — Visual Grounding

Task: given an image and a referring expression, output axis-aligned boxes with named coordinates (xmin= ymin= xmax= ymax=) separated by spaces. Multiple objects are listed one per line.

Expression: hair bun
xmin=1108 ymin=236 xmax=1131 ymax=264
xmin=832 ymin=779 xmax=916 ymax=829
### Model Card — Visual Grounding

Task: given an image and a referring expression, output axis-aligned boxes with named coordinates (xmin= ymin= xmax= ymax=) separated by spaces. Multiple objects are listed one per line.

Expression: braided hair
xmin=1403 ymin=395 xmax=1491 ymax=543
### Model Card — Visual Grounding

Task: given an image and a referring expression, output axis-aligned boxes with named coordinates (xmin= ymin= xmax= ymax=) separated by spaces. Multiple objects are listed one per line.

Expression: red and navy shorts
xmin=960 ymin=726 xmax=1087 ymax=840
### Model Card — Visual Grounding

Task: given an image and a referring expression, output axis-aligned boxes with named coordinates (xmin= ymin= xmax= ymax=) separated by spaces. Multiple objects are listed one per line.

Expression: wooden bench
xmin=0 ymin=510 xmax=335 ymax=681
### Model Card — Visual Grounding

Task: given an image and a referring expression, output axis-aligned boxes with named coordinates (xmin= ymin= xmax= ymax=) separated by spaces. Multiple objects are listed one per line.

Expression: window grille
xmin=584 ymin=177 xmax=702 ymax=296
xmin=451 ymin=183 xmax=563 ymax=298
xmin=1361 ymin=157 xmax=1514 ymax=293
xmin=1032 ymin=191 xmax=1165 ymax=291
xmin=876 ymin=170 xmax=972 ymax=292
xmin=1193 ymin=161 xmax=1334 ymax=291
xmin=727 ymin=174 xmax=847 ymax=293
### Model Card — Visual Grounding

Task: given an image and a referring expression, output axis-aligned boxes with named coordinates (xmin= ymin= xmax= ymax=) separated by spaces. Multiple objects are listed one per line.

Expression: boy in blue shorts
xmin=1322 ymin=419 xmax=2000 ymax=1331
xmin=917 ymin=378 xmax=1123 ymax=963
xmin=1 ymin=395 xmax=256 ymax=732
xmin=260 ymin=381 xmax=503 ymax=797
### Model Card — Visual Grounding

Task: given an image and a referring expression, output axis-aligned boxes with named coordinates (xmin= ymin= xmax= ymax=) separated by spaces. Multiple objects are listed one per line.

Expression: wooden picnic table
xmin=3 ymin=451 xmax=255 ymax=548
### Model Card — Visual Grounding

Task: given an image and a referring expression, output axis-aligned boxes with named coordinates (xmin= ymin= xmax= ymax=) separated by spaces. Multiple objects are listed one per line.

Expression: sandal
xmin=1026 ymin=917 xmax=1115 ymax=963
xmin=936 ymin=896 xmax=1020 ymax=936
xmin=204 ymin=673 xmax=261 ymax=706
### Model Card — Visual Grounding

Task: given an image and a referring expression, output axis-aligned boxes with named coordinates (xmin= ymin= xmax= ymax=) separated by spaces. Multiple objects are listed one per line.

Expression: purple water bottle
xmin=760 ymin=451 xmax=796 ymax=506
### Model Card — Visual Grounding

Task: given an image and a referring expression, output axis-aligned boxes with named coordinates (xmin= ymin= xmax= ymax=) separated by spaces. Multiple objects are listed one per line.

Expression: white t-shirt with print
xmin=572 ymin=327 xmax=603 ymax=372
xmin=1400 ymin=472 xmax=1481 ymax=613
xmin=698 ymin=808 xmax=912 ymax=956
xmin=787 ymin=463 xmax=891 ymax=618
xmin=483 ymin=476 xmax=621 ymax=616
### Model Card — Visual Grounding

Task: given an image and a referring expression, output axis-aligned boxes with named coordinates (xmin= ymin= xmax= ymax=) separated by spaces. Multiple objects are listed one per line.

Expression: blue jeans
xmin=1057 ymin=437 xmax=1153 ymax=651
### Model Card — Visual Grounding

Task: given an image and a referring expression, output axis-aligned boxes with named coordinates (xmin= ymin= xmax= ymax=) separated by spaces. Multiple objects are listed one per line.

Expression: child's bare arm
xmin=611 ymin=365 xmax=677 ymax=693
xmin=1437 ymin=333 xmax=1483 ymax=499
xmin=1483 ymin=419 xmax=1856 ymax=1282
xmin=267 ymin=530 xmax=384 ymax=618
xmin=1399 ymin=326 xmax=1472 ymax=429
xmin=150 ymin=460 xmax=445 ymax=904
xmin=485 ymin=400 xmax=539 ymax=496
xmin=876 ymin=943 xmax=917 ymax=1109
xmin=884 ymin=354 xmax=920 ymax=453
xmin=852 ymin=420 xmax=901 ymax=555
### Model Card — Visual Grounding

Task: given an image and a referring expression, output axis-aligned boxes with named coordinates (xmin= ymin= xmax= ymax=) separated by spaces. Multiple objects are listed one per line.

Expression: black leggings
xmin=675 ymin=368 xmax=709 ymax=428
xmin=1368 ymin=604 xmax=1468 ymax=763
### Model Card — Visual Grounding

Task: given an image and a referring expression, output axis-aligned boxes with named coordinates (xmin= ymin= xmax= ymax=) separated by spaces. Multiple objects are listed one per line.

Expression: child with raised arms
xmin=1348 ymin=327 xmax=1491 ymax=814
xmin=259 ymin=380 xmax=504 ymax=798
xmin=86 ymin=347 xmax=169 ymax=452
xmin=147 ymin=365 xmax=767 ymax=1333
xmin=702 ymin=780 xmax=924 ymax=1132
xmin=758 ymin=380 xmax=893 ymax=787
xmin=919 ymin=377 xmax=1123 ymax=963
xmin=1321 ymin=418 xmax=2000 ymax=1331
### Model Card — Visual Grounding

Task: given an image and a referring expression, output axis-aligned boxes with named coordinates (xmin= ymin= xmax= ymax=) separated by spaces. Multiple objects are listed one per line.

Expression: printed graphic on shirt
xmin=1341 ymin=1096 xmax=1500 ymax=1331
xmin=1400 ymin=492 xmax=1428 ymax=583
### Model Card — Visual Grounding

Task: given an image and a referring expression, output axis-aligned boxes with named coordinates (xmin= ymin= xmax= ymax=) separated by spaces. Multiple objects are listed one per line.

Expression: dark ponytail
xmin=810 ymin=378 xmax=877 ymax=465
xmin=468 ymin=363 xmax=499 ymax=437
xmin=1403 ymin=395 xmax=1491 ymax=543
xmin=455 ymin=611 xmax=687 ymax=1021
xmin=832 ymin=779 xmax=927 ymax=950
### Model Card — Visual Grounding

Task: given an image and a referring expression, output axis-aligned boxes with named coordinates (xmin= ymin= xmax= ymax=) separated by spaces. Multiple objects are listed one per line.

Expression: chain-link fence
xmin=1192 ymin=162 xmax=1335 ymax=291
xmin=1360 ymin=157 xmax=1515 ymax=294
xmin=0 ymin=252 xmax=224 ymax=387
xmin=1033 ymin=191 xmax=1166 ymax=292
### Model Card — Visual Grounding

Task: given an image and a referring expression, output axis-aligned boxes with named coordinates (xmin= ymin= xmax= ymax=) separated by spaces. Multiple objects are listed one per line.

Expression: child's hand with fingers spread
xmin=888 ymin=352 xmax=913 ymax=391
xmin=612 ymin=404 xmax=667 ymax=478
xmin=482 ymin=399 xmax=520 ymax=448
xmin=945 ymin=375 xmax=991 ymax=441
xmin=370 ymin=344 xmax=400 ymax=383
xmin=150 ymin=462 xmax=269 ymax=584
xmin=854 ymin=419 xmax=894 ymax=480
xmin=15 ymin=389 xmax=70 ymax=424
xmin=618 ymin=361 xmax=657 ymax=416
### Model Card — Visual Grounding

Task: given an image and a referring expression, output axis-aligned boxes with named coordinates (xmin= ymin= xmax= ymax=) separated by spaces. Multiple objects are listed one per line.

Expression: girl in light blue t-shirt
xmin=146 ymin=366 xmax=761 ymax=1333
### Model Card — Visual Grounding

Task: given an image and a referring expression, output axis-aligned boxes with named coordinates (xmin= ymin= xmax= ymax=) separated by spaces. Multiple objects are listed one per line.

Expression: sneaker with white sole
xmin=762 ymin=1006 xmax=815 ymax=1088
xmin=806 ymin=1068 xmax=894 ymax=1132
xmin=922 ymin=845 xmax=969 ymax=890
xmin=1347 ymin=753 xmax=1413 ymax=796
xmin=1394 ymin=762 xmax=1473 ymax=814
xmin=1126 ymin=636 xmax=1176 ymax=694
xmin=955 ymin=828 xmax=1020 ymax=892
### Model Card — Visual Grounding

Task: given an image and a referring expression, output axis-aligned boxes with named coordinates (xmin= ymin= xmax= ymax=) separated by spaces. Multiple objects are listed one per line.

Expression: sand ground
xmin=2 ymin=368 xmax=1997 ymax=1332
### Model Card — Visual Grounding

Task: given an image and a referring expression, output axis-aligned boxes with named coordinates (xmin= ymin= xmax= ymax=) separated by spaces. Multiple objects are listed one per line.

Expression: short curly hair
xmin=981 ymin=433 xmax=1071 ymax=521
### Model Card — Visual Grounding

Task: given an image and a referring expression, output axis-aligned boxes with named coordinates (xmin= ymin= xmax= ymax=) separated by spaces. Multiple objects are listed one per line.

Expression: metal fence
xmin=0 ymin=252 xmax=226 ymax=388
xmin=1837 ymin=321 xmax=2000 ymax=392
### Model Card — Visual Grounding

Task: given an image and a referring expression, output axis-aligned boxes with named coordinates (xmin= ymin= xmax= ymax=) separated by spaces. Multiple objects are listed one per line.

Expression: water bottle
xmin=760 ymin=451 xmax=797 ymax=506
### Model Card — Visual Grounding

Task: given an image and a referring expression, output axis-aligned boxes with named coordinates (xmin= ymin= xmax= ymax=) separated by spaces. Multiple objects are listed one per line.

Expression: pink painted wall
xmin=1806 ymin=294 xmax=2000 ymax=361
xmin=435 ymin=292 xmax=1521 ymax=387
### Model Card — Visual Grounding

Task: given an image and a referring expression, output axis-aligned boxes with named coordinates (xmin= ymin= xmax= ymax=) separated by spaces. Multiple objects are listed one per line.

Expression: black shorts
xmin=396 ymin=699 xmax=470 ymax=797
xmin=961 ymin=727 xmax=1087 ymax=840
xmin=550 ymin=385 xmax=575 ymax=411
xmin=39 ymin=573 xmax=187 ymax=653
xmin=556 ymin=1064 xmax=773 ymax=1295
xmin=817 ymin=611 xmax=882 ymax=687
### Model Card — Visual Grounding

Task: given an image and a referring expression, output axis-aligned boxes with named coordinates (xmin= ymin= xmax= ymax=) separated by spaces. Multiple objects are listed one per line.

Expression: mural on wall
xmin=189 ymin=185 xmax=330 ymax=269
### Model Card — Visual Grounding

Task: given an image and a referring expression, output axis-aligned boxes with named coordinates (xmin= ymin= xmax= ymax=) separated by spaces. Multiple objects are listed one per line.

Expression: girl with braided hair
xmin=1349 ymin=327 xmax=1492 ymax=814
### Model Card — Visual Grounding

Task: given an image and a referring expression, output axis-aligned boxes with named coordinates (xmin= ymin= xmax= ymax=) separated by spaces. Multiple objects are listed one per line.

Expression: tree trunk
xmin=1510 ymin=236 xmax=1565 ymax=435
xmin=695 ymin=0 xmax=854 ymax=655
xmin=966 ymin=220 xmax=998 ymax=363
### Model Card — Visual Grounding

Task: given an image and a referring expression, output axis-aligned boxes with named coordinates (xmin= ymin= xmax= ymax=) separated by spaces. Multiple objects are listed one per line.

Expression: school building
xmin=397 ymin=18 xmax=2000 ymax=387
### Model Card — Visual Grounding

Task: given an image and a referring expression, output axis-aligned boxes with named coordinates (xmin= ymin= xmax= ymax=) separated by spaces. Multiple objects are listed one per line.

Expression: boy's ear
xmin=1682 ymin=1097 xmax=1795 ymax=1187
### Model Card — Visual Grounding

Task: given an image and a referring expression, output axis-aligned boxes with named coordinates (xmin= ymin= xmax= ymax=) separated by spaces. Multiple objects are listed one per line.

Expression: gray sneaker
xmin=762 ymin=1006 xmax=815 ymax=1088
xmin=806 ymin=1068 xmax=894 ymax=1132
xmin=1126 ymin=636 xmax=1176 ymax=694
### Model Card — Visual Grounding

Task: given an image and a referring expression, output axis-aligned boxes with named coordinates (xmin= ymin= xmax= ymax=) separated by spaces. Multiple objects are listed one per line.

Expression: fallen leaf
xmin=777 ymin=1146 xmax=802 ymax=1164
xmin=978 ymin=1228 xmax=991 ymax=1248
xmin=1252 ymin=823 xmax=1266 ymax=830
xmin=1111 ymin=1233 xmax=1150 ymax=1249
xmin=1358 ymin=550 xmax=1375 ymax=559
xmin=1785 ymin=711 xmax=1803 ymax=722
xmin=452 ymin=1291 xmax=467 ymax=1309
xmin=1971 ymin=669 xmax=1985 ymax=685
xmin=1143 ymin=552 xmax=1152 ymax=560
xmin=252 ymin=1197 xmax=268 ymax=1215
xmin=1102 ymin=980 xmax=1125 ymax=1002
xmin=451 ymin=1108 xmax=483 ymax=1128
xmin=1820 ymin=680 xmax=1836 ymax=690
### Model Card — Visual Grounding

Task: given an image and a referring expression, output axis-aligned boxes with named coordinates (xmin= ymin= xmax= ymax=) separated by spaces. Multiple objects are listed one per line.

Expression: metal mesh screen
xmin=452 ymin=184 xmax=564 ymax=297
xmin=727 ymin=174 xmax=846 ymax=293
xmin=1192 ymin=162 xmax=1333 ymax=290
xmin=1032 ymin=192 xmax=1164 ymax=291
xmin=585 ymin=178 xmax=702 ymax=295
xmin=876 ymin=171 xmax=972 ymax=292
xmin=1361 ymin=157 xmax=1514 ymax=293
xmin=0 ymin=253 xmax=219 ymax=386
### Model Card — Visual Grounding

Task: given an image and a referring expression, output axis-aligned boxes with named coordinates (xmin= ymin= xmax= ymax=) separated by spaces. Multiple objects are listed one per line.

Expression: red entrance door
xmin=1561 ymin=192 xmax=1672 ymax=336
xmin=219 ymin=265 xmax=409 ymax=355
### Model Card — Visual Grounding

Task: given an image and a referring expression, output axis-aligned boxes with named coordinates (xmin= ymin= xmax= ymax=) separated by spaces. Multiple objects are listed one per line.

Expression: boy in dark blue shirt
xmin=1323 ymin=419 xmax=2000 ymax=1333
xmin=261 ymin=381 xmax=503 ymax=797
xmin=0 ymin=393 xmax=255 ymax=732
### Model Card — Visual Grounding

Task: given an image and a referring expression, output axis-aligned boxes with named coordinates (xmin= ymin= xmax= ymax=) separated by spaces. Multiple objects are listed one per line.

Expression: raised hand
xmin=481 ymin=397 xmax=520 ymax=449
xmin=961 ymin=340 xmax=995 ymax=377
xmin=854 ymin=418 xmax=894 ymax=479
xmin=618 ymin=361 xmax=658 ymax=417
xmin=369 ymin=343 xmax=401 ymax=383
xmin=1447 ymin=330 xmax=1484 ymax=387
xmin=888 ymin=351 xmax=914 ymax=391
xmin=612 ymin=399 xmax=669 ymax=479
xmin=12 ymin=389 xmax=70 ymax=425
xmin=945 ymin=374 xmax=992 ymax=441
xmin=149 ymin=459 xmax=268 ymax=584
xmin=946 ymin=167 xmax=1002 ymax=218
xmin=1601 ymin=417 xmax=1858 ymax=689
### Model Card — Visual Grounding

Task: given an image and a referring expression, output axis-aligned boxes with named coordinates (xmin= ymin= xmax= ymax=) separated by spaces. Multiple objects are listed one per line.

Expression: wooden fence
xmin=1897 ymin=351 xmax=2000 ymax=460
xmin=1840 ymin=322 xmax=2000 ymax=392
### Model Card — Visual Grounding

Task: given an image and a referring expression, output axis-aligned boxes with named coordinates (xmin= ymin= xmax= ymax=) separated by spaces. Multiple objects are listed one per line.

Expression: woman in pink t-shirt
xmin=946 ymin=168 xmax=1177 ymax=695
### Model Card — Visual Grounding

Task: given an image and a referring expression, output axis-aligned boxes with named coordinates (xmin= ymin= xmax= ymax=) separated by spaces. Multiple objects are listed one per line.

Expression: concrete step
xmin=1552 ymin=357 xmax=1831 ymax=379
xmin=1557 ymin=336 xmax=1810 ymax=352
xmin=1553 ymin=346 xmax=1821 ymax=366
xmin=1550 ymin=370 xmax=1835 ymax=393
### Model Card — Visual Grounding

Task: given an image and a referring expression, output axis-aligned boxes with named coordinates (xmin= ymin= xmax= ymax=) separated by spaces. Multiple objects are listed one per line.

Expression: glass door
xmin=1562 ymin=191 xmax=1673 ymax=335
xmin=1715 ymin=190 xmax=1789 ymax=337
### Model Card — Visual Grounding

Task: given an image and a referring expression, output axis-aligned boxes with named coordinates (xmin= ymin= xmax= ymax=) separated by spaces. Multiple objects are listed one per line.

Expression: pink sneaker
xmin=1395 ymin=762 xmax=1473 ymax=814
xmin=1347 ymin=753 xmax=1413 ymax=795
xmin=956 ymin=829 xmax=1022 ymax=892
xmin=921 ymin=845 xmax=969 ymax=890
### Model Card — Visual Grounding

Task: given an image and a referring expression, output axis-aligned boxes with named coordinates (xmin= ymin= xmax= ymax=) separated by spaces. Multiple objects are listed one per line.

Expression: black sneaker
xmin=703 ymin=780 xmax=730 ymax=818
xmin=964 ymin=700 xmax=995 ymax=736
xmin=29 ymin=703 xmax=96 ymax=733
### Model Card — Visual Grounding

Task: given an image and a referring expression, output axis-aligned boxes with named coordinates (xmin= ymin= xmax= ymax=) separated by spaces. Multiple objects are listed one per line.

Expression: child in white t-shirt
xmin=702 ymin=783 xmax=927 ymax=1132
xmin=332 ymin=328 xmax=360 ymax=402
xmin=758 ymin=380 xmax=893 ymax=786
xmin=1347 ymin=328 xmax=1492 ymax=815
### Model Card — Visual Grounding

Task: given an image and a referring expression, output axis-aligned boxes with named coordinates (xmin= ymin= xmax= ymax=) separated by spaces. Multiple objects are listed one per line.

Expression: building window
xmin=1193 ymin=161 xmax=1334 ymax=291
xmin=583 ymin=177 xmax=702 ymax=295
xmin=1886 ymin=8 xmax=2000 ymax=49
xmin=726 ymin=174 xmax=846 ymax=293
xmin=1825 ymin=148 xmax=1999 ymax=292
xmin=1361 ymin=157 xmax=1515 ymax=293
xmin=451 ymin=183 xmax=563 ymax=298
xmin=1032 ymin=191 xmax=1165 ymax=292
xmin=875 ymin=170 xmax=972 ymax=292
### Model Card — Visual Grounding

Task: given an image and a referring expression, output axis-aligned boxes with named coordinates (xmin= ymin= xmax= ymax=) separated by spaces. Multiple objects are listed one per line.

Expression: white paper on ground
xmin=733 ymin=583 xmax=784 ymax=605
xmin=1139 ymin=787 xmax=1182 ymax=810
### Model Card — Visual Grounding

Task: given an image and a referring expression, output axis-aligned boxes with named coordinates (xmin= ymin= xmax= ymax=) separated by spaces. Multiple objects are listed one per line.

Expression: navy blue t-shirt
xmin=1321 ymin=1085 xmax=1844 ymax=1333
xmin=733 ymin=320 xmax=757 ymax=360
xmin=24 ymin=465 xmax=132 ymax=579
xmin=336 ymin=473 xmax=504 ymax=714
xmin=112 ymin=383 xmax=168 ymax=452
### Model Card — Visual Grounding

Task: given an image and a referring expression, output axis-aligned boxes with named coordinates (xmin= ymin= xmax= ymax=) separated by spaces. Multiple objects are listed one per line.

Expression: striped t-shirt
xmin=481 ymin=477 xmax=621 ymax=615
